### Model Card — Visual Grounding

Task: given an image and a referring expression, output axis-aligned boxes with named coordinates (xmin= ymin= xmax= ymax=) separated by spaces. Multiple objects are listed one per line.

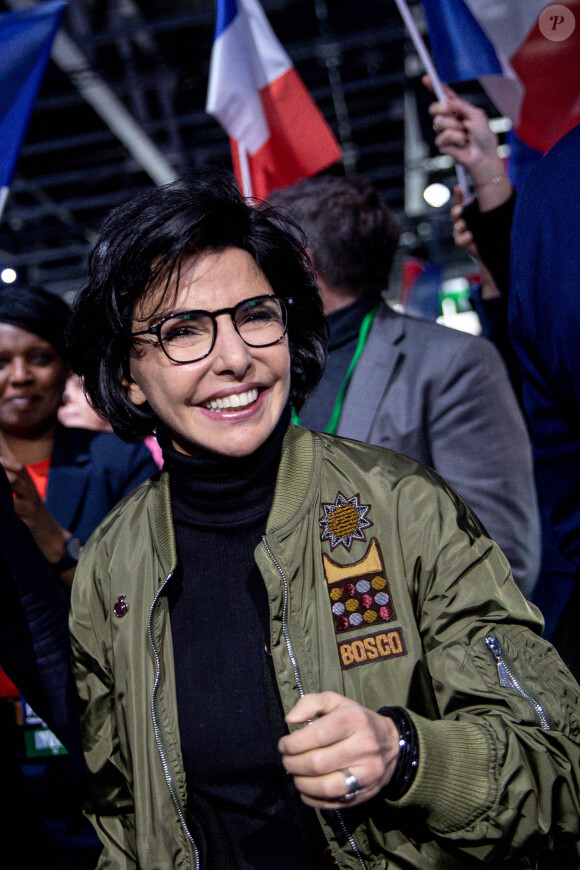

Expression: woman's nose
xmin=211 ymin=314 xmax=252 ymax=374
xmin=8 ymin=358 xmax=33 ymax=383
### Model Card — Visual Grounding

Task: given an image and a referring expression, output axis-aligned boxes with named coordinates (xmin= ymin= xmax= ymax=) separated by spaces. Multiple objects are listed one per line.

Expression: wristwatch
xmin=53 ymin=536 xmax=83 ymax=574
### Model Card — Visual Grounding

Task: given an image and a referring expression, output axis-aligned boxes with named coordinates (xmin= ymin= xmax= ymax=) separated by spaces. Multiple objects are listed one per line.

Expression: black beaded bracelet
xmin=377 ymin=706 xmax=419 ymax=800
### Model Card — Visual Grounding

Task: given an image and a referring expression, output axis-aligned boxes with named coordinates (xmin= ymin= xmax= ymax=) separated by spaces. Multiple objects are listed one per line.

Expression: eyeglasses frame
xmin=130 ymin=294 xmax=293 ymax=364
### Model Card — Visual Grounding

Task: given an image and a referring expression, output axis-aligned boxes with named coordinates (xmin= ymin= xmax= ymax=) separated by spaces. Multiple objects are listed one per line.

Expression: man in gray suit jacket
xmin=270 ymin=176 xmax=540 ymax=597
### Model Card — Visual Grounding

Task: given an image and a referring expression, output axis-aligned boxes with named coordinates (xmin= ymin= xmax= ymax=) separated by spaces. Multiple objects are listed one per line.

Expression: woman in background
xmin=0 ymin=284 xmax=157 ymax=585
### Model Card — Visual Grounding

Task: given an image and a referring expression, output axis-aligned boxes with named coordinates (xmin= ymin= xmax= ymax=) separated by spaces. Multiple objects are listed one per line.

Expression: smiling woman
xmin=0 ymin=284 xmax=157 ymax=587
xmin=67 ymin=168 xmax=580 ymax=870
xmin=126 ymin=249 xmax=292 ymax=458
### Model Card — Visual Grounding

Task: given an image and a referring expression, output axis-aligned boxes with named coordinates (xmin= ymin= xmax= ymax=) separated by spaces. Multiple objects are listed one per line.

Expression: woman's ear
xmin=123 ymin=374 xmax=148 ymax=407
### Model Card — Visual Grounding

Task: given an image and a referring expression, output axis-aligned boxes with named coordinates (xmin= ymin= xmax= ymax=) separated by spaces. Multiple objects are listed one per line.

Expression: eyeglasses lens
xmin=159 ymin=312 xmax=213 ymax=362
xmin=160 ymin=297 xmax=287 ymax=363
xmin=236 ymin=297 xmax=286 ymax=346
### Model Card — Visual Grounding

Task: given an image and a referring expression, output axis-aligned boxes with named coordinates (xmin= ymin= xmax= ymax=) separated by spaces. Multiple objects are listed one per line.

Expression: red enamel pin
xmin=114 ymin=595 xmax=129 ymax=617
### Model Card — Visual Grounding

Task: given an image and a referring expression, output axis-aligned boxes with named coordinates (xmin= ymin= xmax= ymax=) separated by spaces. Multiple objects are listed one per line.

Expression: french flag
xmin=420 ymin=0 xmax=580 ymax=177
xmin=206 ymin=0 xmax=342 ymax=199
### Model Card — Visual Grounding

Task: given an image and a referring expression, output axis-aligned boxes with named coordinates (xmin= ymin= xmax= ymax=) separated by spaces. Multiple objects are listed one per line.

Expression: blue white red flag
xmin=206 ymin=0 xmax=342 ymax=199
xmin=420 ymin=0 xmax=580 ymax=158
xmin=0 ymin=1 xmax=66 ymax=189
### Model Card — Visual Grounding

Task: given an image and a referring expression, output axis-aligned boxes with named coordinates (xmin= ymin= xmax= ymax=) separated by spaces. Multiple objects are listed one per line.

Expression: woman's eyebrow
xmin=134 ymin=304 xmax=186 ymax=327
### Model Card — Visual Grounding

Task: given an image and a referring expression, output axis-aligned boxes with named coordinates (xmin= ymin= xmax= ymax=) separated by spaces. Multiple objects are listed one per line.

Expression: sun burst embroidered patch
xmin=319 ymin=492 xmax=373 ymax=551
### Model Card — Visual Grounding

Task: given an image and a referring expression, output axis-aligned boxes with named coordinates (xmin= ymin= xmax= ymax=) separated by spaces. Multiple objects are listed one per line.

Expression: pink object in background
xmin=144 ymin=435 xmax=163 ymax=469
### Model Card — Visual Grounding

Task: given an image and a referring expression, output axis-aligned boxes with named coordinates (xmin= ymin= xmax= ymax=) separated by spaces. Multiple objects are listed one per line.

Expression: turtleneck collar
xmin=160 ymin=404 xmax=291 ymax=528
xmin=326 ymin=294 xmax=381 ymax=351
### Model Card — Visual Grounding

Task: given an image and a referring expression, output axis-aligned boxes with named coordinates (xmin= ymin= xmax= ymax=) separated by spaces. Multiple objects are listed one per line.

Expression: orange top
xmin=25 ymin=456 xmax=51 ymax=501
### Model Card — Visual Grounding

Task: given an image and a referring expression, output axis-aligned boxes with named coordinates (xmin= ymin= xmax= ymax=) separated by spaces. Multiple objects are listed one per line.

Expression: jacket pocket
xmin=475 ymin=625 xmax=580 ymax=740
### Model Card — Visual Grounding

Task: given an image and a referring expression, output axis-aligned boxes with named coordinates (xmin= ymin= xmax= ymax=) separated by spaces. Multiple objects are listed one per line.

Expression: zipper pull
xmin=485 ymin=635 xmax=511 ymax=688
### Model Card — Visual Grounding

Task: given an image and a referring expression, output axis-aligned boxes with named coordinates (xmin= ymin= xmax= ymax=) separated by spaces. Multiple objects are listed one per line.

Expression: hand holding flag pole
xmin=391 ymin=0 xmax=470 ymax=199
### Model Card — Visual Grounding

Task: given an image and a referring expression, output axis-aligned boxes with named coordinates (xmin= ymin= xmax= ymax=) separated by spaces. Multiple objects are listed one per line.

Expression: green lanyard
xmin=292 ymin=304 xmax=379 ymax=434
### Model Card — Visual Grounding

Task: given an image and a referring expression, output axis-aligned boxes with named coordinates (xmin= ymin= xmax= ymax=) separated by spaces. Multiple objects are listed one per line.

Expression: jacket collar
xmin=151 ymin=473 xmax=178 ymax=580
xmin=267 ymin=424 xmax=316 ymax=534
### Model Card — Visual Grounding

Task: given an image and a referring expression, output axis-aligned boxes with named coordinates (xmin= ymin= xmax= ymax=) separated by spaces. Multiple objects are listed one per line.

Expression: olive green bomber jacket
xmin=69 ymin=425 xmax=580 ymax=869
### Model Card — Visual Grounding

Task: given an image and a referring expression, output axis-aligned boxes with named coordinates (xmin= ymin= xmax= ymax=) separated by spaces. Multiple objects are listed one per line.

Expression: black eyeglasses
xmin=131 ymin=295 xmax=292 ymax=364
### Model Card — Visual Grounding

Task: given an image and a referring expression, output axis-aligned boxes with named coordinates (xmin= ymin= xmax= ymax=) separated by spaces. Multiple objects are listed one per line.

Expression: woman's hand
xmin=277 ymin=692 xmax=400 ymax=809
xmin=0 ymin=452 xmax=70 ymax=567
xmin=423 ymin=75 xmax=513 ymax=212
xmin=424 ymin=76 xmax=500 ymax=175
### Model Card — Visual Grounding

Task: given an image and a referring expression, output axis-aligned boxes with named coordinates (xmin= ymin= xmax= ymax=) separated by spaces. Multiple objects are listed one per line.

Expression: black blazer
xmin=0 ymin=466 xmax=89 ymax=865
xmin=0 ymin=466 xmax=83 ymax=764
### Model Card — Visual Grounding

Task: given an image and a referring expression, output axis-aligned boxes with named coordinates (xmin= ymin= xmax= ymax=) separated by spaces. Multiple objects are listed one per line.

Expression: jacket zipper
xmin=485 ymin=635 xmax=551 ymax=731
xmin=262 ymin=536 xmax=369 ymax=870
xmin=148 ymin=572 xmax=200 ymax=870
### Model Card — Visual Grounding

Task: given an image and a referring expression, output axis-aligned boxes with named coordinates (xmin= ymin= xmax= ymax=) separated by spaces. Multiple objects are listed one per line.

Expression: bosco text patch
xmin=338 ymin=627 xmax=406 ymax=671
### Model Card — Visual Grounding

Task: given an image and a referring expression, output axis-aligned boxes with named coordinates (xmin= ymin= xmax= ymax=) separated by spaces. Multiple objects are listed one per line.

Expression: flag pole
xmin=0 ymin=187 xmax=9 ymax=223
xmin=238 ymin=145 xmax=253 ymax=198
xmin=392 ymin=0 xmax=469 ymax=198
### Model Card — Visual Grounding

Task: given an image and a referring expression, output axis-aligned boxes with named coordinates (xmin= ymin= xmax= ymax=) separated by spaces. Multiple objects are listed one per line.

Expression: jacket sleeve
xmin=393 ymin=478 xmax=580 ymax=861
xmin=463 ymin=190 xmax=516 ymax=297
xmin=0 ymin=466 xmax=85 ymax=768
xmin=426 ymin=333 xmax=540 ymax=598
xmin=509 ymin=134 xmax=580 ymax=569
xmin=69 ymin=539 xmax=137 ymax=869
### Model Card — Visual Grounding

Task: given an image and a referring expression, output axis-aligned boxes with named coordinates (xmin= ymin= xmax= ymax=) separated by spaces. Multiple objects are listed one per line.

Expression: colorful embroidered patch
xmin=338 ymin=627 xmax=407 ymax=670
xmin=319 ymin=492 xmax=373 ymax=551
xmin=322 ymin=538 xmax=397 ymax=634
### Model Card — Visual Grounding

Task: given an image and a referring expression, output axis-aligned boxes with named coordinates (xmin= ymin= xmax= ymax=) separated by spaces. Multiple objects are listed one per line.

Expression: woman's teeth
xmin=204 ymin=388 xmax=259 ymax=412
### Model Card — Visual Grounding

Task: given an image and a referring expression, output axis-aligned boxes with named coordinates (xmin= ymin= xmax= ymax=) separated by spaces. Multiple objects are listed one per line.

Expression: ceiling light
xmin=423 ymin=183 xmax=451 ymax=208
xmin=1 ymin=268 xmax=17 ymax=284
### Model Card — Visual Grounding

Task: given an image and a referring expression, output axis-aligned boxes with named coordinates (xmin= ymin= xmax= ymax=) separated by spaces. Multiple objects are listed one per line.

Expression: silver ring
xmin=339 ymin=770 xmax=360 ymax=803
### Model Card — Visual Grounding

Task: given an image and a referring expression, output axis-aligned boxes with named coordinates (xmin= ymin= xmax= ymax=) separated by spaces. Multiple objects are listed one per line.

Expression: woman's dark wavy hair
xmin=67 ymin=168 xmax=328 ymax=440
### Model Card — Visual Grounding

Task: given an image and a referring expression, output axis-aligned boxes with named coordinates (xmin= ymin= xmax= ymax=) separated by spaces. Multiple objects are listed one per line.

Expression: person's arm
xmin=425 ymin=77 xmax=513 ymax=213
xmin=425 ymin=77 xmax=516 ymax=295
xmin=509 ymin=138 xmax=580 ymax=569
xmin=69 ymin=538 xmax=137 ymax=867
xmin=462 ymin=190 xmax=517 ymax=296
xmin=0 ymin=438 xmax=78 ymax=587
xmin=450 ymin=185 xmax=521 ymax=395
xmin=392 ymin=480 xmax=580 ymax=858
xmin=426 ymin=333 xmax=539 ymax=597
xmin=0 ymin=465 xmax=84 ymax=767
xmin=281 ymin=478 xmax=580 ymax=861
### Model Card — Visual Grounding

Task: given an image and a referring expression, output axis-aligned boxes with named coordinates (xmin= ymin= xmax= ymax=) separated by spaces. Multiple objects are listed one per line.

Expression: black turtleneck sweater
xmin=162 ymin=408 xmax=324 ymax=870
xmin=299 ymin=295 xmax=379 ymax=432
